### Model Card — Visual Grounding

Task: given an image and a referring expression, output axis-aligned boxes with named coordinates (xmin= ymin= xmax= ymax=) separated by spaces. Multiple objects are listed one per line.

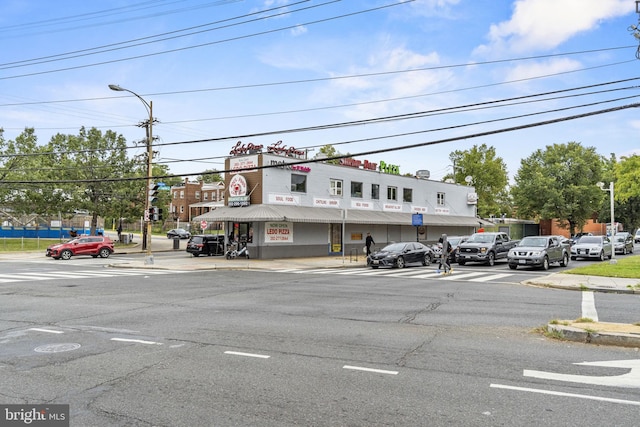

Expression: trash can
xmin=173 ymin=237 xmax=180 ymax=250
xmin=122 ymin=234 xmax=130 ymax=244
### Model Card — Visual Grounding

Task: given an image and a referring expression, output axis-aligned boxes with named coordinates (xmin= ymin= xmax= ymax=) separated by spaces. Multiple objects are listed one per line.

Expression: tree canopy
xmin=511 ymin=142 xmax=604 ymax=234
xmin=446 ymin=144 xmax=510 ymax=218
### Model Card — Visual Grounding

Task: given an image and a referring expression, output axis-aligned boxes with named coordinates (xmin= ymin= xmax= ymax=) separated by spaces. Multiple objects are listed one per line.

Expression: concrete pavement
xmin=11 ymin=233 xmax=640 ymax=348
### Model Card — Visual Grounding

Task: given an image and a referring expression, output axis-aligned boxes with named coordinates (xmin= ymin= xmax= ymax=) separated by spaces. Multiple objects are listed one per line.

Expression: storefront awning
xmin=194 ymin=205 xmax=492 ymax=227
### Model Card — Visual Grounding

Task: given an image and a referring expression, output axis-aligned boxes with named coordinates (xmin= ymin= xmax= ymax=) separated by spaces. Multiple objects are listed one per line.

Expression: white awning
xmin=193 ymin=205 xmax=491 ymax=227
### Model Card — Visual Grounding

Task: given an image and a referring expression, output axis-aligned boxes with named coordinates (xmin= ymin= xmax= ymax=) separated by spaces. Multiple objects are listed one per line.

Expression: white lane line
xmin=438 ymin=272 xmax=486 ymax=281
xmin=469 ymin=273 xmax=513 ymax=282
xmin=224 ymin=351 xmax=270 ymax=359
xmin=343 ymin=365 xmax=398 ymax=375
xmin=29 ymin=328 xmax=64 ymax=334
xmin=582 ymin=291 xmax=599 ymax=322
xmin=490 ymin=383 xmax=640 ymax=406
xmin=111 ymin=338 xmax=162 ymax=345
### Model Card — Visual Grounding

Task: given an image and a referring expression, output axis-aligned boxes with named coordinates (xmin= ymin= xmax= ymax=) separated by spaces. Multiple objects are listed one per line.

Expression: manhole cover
xmin=34 ymin=343 xmax=81 ymax=353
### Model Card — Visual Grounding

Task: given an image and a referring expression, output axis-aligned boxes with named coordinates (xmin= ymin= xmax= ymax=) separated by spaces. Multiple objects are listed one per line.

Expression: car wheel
xmin=570 ymin=256 xmax=576 ymax=261
xmin=542 ymin=256 xmax=549 ymax=270
xmin=193 ymin=253 xmax=200 ymax=257
xmin=458 ymin=260 xmax=466 ymax=266
xmin=422 ymin=254 xmax=431 ymax=266
xmin=486 ymin=252 xmax=495 ymax=266
xmin=560 ymin=253 xmax=569 ymax=267
xmin=508 ymin=264 xmax=517 ymax=270
xmin=371 ymin=265 xmax=378 ymax=269
xmin=599 ymin=251 xmax=605 ymax=261
xmin=396 ymin=256 xmax=405 ymax=269
xmin=99 ymin=248 xmax=111 ymax=258
xmin=60 ymin=250 xmax=73 ymax=260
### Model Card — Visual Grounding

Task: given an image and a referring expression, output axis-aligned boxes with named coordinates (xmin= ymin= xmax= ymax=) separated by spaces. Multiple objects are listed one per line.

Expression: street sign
xmin=200 ymin=220 xmax=208 ymax=230
xmin=412 ymin=213 xmax=423 ymax=226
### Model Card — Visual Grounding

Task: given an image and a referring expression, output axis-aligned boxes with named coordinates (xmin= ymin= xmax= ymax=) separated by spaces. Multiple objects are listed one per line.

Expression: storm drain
xmin=34 ymin=343 xmax=81 ymax=353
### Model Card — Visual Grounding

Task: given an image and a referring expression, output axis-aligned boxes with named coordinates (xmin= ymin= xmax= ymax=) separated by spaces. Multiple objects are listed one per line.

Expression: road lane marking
xmin=490 ymin=383 xmax=640 ymax=406
xmin=582 ymin=291 xmax=598 ymax=321
xmin=469 ymin=273 xmax=513 ymax=282
xmin=111 ymin=338 xmax=162 ymax=345
xmin=224 ymin=351 xmax=270 ymax=359
xmin=343 ymin=365 xmax=398 ymax=375
xmin=29 ymin=328 xmax=64 ymax=334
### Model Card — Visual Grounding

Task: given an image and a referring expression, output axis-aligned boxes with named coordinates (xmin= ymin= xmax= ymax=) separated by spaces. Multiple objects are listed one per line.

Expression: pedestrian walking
xmin=365 ymin=232 xmax=375 ymax=256
xmin=437 ymin=234 xmax=453 ymax=275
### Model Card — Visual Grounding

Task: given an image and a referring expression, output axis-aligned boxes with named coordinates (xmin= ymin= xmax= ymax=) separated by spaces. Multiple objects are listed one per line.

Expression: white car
xmin=635 ymin=229 xmax=640 ymax=244
xmin=570 ymin=235 xmax=612 ymax=261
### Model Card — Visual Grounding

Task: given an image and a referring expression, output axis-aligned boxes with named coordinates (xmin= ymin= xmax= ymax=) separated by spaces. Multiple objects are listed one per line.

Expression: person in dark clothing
xmin=437 ymin=234 xmax=453 ymax=274
xmin=365 ymin=232 xmax=375 ymax=256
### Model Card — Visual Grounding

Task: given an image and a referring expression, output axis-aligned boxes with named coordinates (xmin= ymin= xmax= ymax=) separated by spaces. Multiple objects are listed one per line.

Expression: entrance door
xmin=330 ymin=223 xmax=342 ymax=253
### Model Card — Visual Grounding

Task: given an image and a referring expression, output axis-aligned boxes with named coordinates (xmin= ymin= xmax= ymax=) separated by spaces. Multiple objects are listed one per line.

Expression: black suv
xmin=186 ymin=235 xmax=225 ymax=257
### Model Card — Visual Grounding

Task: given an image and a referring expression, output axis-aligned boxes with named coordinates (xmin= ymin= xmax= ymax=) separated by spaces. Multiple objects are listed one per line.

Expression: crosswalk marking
xmin=271 ymin=267 xmax=519 ymax=282
xmin=0 ymin=268 xmax=187 ymax=284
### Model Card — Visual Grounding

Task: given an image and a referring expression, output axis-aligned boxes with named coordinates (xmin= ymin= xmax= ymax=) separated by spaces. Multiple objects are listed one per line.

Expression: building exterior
xmin=170 ymin=180 xmax=225 ymax=223
xmin=194 ymin=141 xmax=489 ymax=259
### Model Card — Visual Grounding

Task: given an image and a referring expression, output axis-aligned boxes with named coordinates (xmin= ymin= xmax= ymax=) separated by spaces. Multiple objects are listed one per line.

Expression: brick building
xmin=169 ymin=180 xmax=225 ymax=224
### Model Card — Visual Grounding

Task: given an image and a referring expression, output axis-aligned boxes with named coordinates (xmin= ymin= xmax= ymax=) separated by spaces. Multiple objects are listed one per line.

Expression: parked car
xmin=167 ymin=228 xmax=191 ymax=239
xmin=613 ymin=232 xmax=634 ymax=255
xmin=369 ymin=242 xmax=434 ymax=269
xmin=432 ymin=235 xmax=469 ymax=264
xmin=507 ymin=235 xmax=570 ymax=270
xmin=457 ymin=232 xmax=518 ymax=266
xmin=570 ymin=235 xmax=612 ymax=261
xmin=635 ymin=229 xmax=640 ymax=244
xmin=186 ymin=234 xmax=225 ymax=257
xmin=46 ymin=236 xmax=114 ymax=260
xmin=570 ymin=232 xmax=592 ymax=245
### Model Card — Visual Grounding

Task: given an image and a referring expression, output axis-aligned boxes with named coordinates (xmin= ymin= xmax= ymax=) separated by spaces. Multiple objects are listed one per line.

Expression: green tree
xmin=613 ymin=154 xmax=640 ymax=231
xmin=446 ymin=144 xmax=510 ymax=218
xmin=196 ymin=169 xmax=223 ymax=183
xmin=511 ymin=142 xmax=604 ymax=235
xmin=45 ymin=127 xmax=139 ymax=235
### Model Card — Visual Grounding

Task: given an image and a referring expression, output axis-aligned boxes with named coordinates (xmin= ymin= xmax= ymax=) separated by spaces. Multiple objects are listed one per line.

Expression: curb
xmin=548 ymin=324 xmax=640 ymax=348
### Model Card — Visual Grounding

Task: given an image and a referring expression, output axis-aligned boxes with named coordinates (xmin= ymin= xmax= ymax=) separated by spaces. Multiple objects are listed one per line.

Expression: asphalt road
xmin=2 ymin=256 xmax=640 ymax=426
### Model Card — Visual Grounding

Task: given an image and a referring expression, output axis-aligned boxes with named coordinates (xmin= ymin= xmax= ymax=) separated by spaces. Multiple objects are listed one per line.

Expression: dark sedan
xmin=167 ymin=228 xmax=191 ymax=239
xmin=368 ymin=242 xmax=434 ymax=269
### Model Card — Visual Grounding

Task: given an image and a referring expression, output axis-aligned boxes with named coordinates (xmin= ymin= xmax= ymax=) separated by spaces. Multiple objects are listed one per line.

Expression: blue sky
xmin=1 ymin=0 xmax=638 ymax=182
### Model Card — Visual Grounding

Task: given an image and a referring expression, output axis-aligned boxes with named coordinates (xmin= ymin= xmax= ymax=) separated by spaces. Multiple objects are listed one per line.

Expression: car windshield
xmin=448 ymin=237 xmax=461 ymax=245
xmin=615 ymin=236 xmax=626 ymax=242
xmin=519 ymin=237 xmax=546 ymax=247
xmin=382 ymin=243 xmax=407 ymax=252
xmin=467 ymin=234 xmax=494 ymax=243
xmin=579 ymin=236 xmax=602 ymax=244
xmin=190 ymin=236 xmax=204 ymax=243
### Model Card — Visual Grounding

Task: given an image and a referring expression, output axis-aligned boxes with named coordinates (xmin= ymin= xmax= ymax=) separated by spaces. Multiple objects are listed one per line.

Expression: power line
xmin=2 ymin=103 xmax=638 ymax=184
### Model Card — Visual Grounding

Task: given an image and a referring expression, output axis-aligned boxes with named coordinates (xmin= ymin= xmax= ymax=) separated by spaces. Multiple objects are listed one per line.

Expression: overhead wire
xmin=2 ymin=103 xmax=637 ymax=185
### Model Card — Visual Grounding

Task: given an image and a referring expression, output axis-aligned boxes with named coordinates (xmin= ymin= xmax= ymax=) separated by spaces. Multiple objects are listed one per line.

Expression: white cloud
xmin=475 ymin=0 xmax=632 ymax=56
xmin=290 ymin=24 xmax=307 ymax=37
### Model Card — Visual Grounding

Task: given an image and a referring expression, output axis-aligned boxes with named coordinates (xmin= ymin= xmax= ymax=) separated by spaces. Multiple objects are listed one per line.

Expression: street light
xmin=109 ymin=84 xmax=155 ymax=265
xmin=597 ymin=181 xmax=616 ymax=264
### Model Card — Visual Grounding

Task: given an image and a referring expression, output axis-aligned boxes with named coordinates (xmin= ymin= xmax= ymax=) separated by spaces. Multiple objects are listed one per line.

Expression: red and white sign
xmin=265 ymin=222 xmax=293 ymax=243
xmin=201 ymin=220 xmax=208 ymax=230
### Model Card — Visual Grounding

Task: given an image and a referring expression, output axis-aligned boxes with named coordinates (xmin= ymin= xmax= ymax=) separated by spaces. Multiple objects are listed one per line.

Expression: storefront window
xmin=351 ymin=181 xmax=363 ymax=198
xmin=291 ymin=174 xmax=307 ymax=193
xmin=229 ymin=222 xmax=253 ymax=243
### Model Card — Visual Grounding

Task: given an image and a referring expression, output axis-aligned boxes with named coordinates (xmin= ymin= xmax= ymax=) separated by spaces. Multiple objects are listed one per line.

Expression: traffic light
xmin=148 ymin=183 xmax=159 ymax=205
xmin=148 ymin=207 xmax=163 ymax=221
